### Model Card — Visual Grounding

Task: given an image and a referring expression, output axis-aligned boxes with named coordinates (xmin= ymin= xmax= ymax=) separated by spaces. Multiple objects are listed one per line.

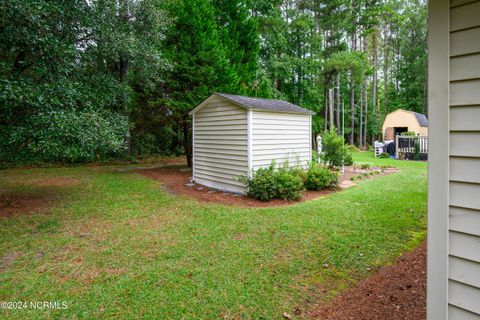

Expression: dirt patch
xmin=309 ymin=242 xmax=426 ymax=320
xmin=0 ymin=192 xmax=57 ymax=218
xmin=0 ymin=251 xmax=23 ymax=272
xmin=138 ymin=166 xmax=397 ymax=208
xmin=30 ymin=177 xmax=79 ymax=187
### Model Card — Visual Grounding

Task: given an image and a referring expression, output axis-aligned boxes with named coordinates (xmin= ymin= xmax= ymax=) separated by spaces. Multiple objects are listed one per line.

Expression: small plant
xmin=360 ymin=163 xmax=371 ymax=170
xmin=413 ymin=140 xmax=420 ymax=160
xmin=305 ymin=164 xmax=339 ymax=191
xmin=379 ymin=152 xmax=389 ymax=159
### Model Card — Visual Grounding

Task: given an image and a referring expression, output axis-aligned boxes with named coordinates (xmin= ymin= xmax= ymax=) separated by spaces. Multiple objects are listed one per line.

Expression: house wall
xmin=428 ymin=0 xmax=480 ymax=319
xmin=447 ymin=0 xmax=480 ymax=318
xmin=381 ymin=110 xmax=427 ymax=140
xmin=193 ymin=97 xmax=248 ymax=193
xmin=250 ymin=110 xmax=311 ymax=171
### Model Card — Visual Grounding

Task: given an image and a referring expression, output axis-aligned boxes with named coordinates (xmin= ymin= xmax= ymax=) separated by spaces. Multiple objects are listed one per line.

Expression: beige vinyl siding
xmin=448 ymin=1 xmax=480 ymax=317
xmin=193 ymin=98 xmax=248 ymax=193
xmin=449 ymin=305 xmax=480 ymax=320
xmin=251 ymin=111 xmax=311 ymax=171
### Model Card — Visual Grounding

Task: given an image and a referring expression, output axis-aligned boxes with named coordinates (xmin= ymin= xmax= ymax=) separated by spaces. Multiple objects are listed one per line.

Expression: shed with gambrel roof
xmin=381 ymin=109 xmax=428 ymax=140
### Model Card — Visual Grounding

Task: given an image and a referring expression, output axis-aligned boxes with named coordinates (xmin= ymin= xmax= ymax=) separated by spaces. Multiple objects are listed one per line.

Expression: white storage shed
xmin=189 ymin=93 xmax=314 ymax=194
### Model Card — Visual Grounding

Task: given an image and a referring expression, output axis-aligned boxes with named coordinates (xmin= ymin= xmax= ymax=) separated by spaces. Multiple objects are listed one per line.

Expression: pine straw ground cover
xmin=0 ymin=152 xmax=426 ymax=319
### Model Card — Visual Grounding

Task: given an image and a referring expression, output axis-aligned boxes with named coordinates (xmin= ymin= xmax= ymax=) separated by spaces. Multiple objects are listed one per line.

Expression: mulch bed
xmin=309 ymin=242 xmax=427 ymax=320
xmin=138 ymin=166 xmax=397 ymax=208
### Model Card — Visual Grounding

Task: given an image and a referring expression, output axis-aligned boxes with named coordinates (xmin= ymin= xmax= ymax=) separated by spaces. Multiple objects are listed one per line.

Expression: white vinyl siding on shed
xmin=193 ymin=97 xmax=248 ymax=193
xmin=250 ymin=111 xmax=311 ymax=171
xmin=448 ymin=0 xmax=480 ymax=318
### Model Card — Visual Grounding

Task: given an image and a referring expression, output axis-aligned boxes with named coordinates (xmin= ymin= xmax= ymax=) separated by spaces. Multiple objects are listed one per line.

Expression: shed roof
xmin=189 ymin=93 xmax=315 ymax=115
xmin=413 ymin=112 xmax=429 ymax=127
xmin=385 ymin=109 xmax=429 ymax=128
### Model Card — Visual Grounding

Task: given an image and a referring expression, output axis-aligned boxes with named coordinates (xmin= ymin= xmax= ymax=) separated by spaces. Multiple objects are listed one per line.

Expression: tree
xmin=162 ymin=0 xmax=240 ymax=166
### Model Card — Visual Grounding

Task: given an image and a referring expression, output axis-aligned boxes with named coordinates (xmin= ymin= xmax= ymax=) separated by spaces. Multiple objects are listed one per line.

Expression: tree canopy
xmin=0 ymin=0 xmax=427 ymax=164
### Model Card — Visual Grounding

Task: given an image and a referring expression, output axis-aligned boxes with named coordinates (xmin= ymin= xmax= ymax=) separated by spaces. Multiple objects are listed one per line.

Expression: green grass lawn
xmin=0 ymin=152 xmax=427 ymax=319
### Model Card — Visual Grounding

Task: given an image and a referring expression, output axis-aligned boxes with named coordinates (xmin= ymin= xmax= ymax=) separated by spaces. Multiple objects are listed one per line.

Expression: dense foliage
xmin=1 ymin=110 xmax=129 ymax=163
xmin=305 ymin=164 xmax=340 ymax=190
xmin=245 ymin=164 xmax=305 ymax=201
xmin=321 ymin=129 xmax=353 ymax=167
xmin=245 ymin=161 xmax=342 ymax=201
xmin=0 ymin=0 xmax=427 ymax=164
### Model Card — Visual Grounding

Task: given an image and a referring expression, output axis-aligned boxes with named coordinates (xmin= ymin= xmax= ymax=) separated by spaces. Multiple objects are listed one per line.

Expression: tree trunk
xmin=349 ymin=76 xmax=355 ymax=145
xmin=336 ymin=73 xmax=341 ymax=134
xmin=183 ymin=116 xmax=192 ymax=167
xmin=119 ymin=55 xmax=128 ymax=82
xmin=383 ymin=25 xmax=389 ymax=111
xmin=359 ymin=83 xmax=363 ymax=147
xmin=329 ymin=88 xmax=334 ymax=130
xmin=372 ymin=30 xmax=378 ymax=111
xmin=363 ymin=37 xmax=369 ymax=147
xmin=349 ymin=29 xmax=357 ymax=145
xmin=324 ymin=85 xmax=328 ymax=131
xmin=364 ymin=77 xmax=368 ymax=146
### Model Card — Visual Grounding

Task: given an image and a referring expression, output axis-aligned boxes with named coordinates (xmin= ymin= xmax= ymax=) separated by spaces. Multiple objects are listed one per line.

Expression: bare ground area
xmin=0 ymin=192 xmax=57 ymax=218
xmin=138 ymin=166 xmax=398 ymax=208
xmin=309 ymin=242 xmax=426 ymax=320
xmin=0 ymin=177 xmax=78 ymax=218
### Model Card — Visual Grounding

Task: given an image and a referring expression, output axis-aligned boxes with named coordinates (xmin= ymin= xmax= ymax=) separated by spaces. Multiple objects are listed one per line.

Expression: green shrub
xmin=379 ymin=152 xmax=389 ymax=158
xmin=305 ymin=164 xmax=339 ymax=191
xmin=320 ymin=129 xmax=352 ymax=167
xmin=245 ymin=163 xmax=305 ymax=201
xmin=245 ymin=165 xmax=277 ymax=201
xmin=413 ymin=140 xmax=420 ymax=160
xmin=344 ymin=151 xmax=354 ymax=166
xmin=274 ymin=168 xmax=305 ymax=200
xmin=311 ymin=150 xmax=320 ymax=163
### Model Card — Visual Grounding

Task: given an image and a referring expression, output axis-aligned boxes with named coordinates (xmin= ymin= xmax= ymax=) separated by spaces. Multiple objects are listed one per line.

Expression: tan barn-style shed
xmin=382 ymin=109 xmax=428 ymax=140
xmin=189 ymin=93 xmax=314 ymax=194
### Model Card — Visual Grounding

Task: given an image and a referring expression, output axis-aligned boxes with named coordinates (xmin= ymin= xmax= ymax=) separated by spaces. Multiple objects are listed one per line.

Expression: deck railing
xmin=395 ymin=135 xmax=428 ymax=160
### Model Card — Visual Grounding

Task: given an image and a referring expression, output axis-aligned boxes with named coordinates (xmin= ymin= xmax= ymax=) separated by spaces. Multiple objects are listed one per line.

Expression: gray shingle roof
xmin=414 ymin=112 xmax=428 ymax=127
xmin=215 ymin=93 xmax=315 ymax=115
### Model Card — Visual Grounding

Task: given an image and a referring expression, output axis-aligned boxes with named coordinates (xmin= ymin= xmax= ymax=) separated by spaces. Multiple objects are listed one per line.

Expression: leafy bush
xmin=379 ymin=152 xmax=389 ymax=158
xmin=274 ymin=168 xmax=305 ymax=200
xmin=344 ymin=151 xmax=354 ymax=166
xmin=413 ymin=140 xmax=420 ymax=160
xmin=245 ymin=166 xmax=277 ymax=201
xmin=0 ymin=109 xmax=129 ymax=164
xmin=320 ymin=129 xmax=352 ymax=167
xmin=311 ymin=150 xmax=320 ymax=163
xmin=245 ymin=163 xmax=305 ymax=201
xmin=305 ymin=164 xmax=339 ymax=191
